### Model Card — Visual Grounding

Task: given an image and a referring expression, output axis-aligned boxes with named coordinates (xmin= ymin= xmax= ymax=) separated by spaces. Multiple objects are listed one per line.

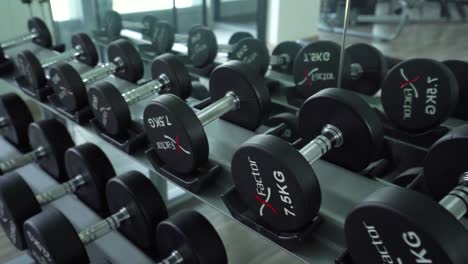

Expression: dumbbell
xmin=143 ymin=60 xmax=271 ymax=174
xmin=88 ymin=53 xmax=192 ymax=136
xmin=0 ymin=93 xmax=34 ymax=149
xmin=16 ymin=33 xmax=99 ymax=92
xmin=48 ymin=39 xmax=144 ymax=113
xmin=293 ymin=41 xmax=387 ymax=98
xmin=0 ymin=119 xmax=74 ymax=180
xmin=23 ymin=170 xmax=168 ymax=264
xmin=101 ymin=11 xmax=159 ymax=39
xmin=345 ymin=125 xmax=468 ymax=264
xmin=381 ymin=58 xmax=458 ymax=132
xmin=186 ymin=27 xmax=269 ymax=75
xmin=0 ymin=143 xmax=115 ymax=250
xmin=231 ymin=88 xmax=383 ymax=232
xmin=0 ymin=17 xmax=52 ymax=52
xmin=443 ymin=60 xmax=468 ymax=121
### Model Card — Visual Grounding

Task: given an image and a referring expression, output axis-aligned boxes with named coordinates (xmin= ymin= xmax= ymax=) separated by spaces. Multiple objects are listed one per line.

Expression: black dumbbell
xmin=101 ymin=11 xmax=158 ymax=39
xmin=0 ymin=17 xmax=52 ymax=52
xmin=345 ymin=125 xmax=468 ymax=264
xmin=0 ymin=143 xmax=115 ymax=250
xmin=0 ymin=93 xmax=34 ymax=149
xmin=24 ymin=171 xmax=169 ymax=264
xmin=231 ymin=88 xmax=383 ymax=232
xmin=0 ymin=119 xmax=74 ymax=180
xmin=143 ymin=61 xmax=271 ymax=174
xmin=268 ymin=41 xmax=303 ymax=75
xmin=16 ymin=33 xmax=99 ymax=92
xmin=185 ymin=27 xmax=271 ymax=75
xmin=381 ymin=58 xmax=458 ymax=132
xmin=293 ymin=41 xmax=387 ymax=98
xmin=155 ymin=210 xmax=227 ymax=264
xmin=48 ymin=39 xmax=144 ymax=113
xmin=88 ymin=53 xmax=192 ymax=136
xmin=442 ymin=60 xmax=468 ymax=121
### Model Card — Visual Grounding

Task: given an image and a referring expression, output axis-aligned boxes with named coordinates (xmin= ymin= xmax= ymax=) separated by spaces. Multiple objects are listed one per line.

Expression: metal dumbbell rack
xmin=2 ymin=41 xmax=467 ymax=264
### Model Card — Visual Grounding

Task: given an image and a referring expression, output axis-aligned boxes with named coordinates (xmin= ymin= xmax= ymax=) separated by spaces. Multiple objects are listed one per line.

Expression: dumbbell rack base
xmin=48 ymin=93 xmax=94 ymax=125
xmin=222 ymin=186 xmax=322 ymax=250
xmin=90 ymin=118 xmax=147 ymax=154
xmin=146 ymin=148 xmax=222 ymax=193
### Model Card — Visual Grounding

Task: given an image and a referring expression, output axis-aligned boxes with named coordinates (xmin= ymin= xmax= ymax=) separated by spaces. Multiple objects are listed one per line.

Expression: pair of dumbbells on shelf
xmin=0 ymin=17 xmax=52 ymax=74
xmin=150 ymin=21 xmax=301 ymax=76
xmin=95 ymin=10 xmax=159 ymax=40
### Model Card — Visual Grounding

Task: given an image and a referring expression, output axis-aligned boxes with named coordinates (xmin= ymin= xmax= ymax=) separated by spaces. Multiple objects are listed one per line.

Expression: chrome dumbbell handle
xmin=40 ymin=47 xmax=82 ymax=68
xmin=35 ymin=175 xmax=86 ymax=205
xmin=1 ymin=32 xmax=39 ymax=50
xmin=156 ymin=251 xmax=184 ymax=264
xmin=0 ymin=146 xmax=47 ymax=174
xmin=122 ymin=74 xmax=170 ymax=105
xmin=439 ymin=173 xmax=468 ymax=220
xmin=81 ymin=58 xmax=124 ymax=85
xmin=197 ymin=92 xmax=240 ymax=126
xmin=299 ymin=124 xmax=344 ymax=165
xmin=78 ymin=207 xmax=131 ymax=244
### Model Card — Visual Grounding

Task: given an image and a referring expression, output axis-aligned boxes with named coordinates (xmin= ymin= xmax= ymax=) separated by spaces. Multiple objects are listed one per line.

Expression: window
xmin=112 ymin=0 xmax=193 ymax=14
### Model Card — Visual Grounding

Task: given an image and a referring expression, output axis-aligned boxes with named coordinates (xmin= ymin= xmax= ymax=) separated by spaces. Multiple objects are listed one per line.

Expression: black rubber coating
xmin=64 ymin=143 xmax=115 ymax=213
xmin=0 ymin=172 xmax=41 ymax=250
xmin=156 ymin=210 xmax=228 ymax=264
xmin=232 ymin=134 xmax=321 ymax=232
xmin=107 ymin=39 xmax=144 ymax=83
xmin=16 ymin=50 xmax=46 ymax=91
xmin=346 ymin=186 xmax=468 ymax=264
xmin=271 ymin=41 xmax=303 ymax=75
xmin=152 ymin=53 xmax=192 ymax=100
xmin=24 ymin=207 xmax=88 ymax=264
xmin=228 ymin=32 xmax=254 ymax=45
xmin=104 ymin=11 xmax=123 ymax=40
xmin=71 ymin=33 xmax=99 ymax=66
xmin=0 ymin=93 xmax=33 ymax=148
xmin=28 ymin=119 xmax=74 ymax=181
xmin=228 ymin=38 xmax=270 ymax=76
xmin=28 ymin=17 xmax=52 ymax=48
xmin=443 ymin=60 xmax=468 ymax=121
xmin=151 ymin=21 xmax=176 ymax=54
xmin=298 ymin=88 xmax=384 ymax=172
xmin=49 ymin=63 xmax=87 ymax=112
xmin=187 ymin=27 xmax=218 ymax=68
xmin=105 ymin=171 xmax=168 ymax=251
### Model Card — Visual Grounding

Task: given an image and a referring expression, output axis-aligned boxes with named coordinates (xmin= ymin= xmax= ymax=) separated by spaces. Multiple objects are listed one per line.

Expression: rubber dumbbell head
xmin=103 ymin=11 xmax=123 ymax=40
xmin=270 ymin=41 xmax=303 ymax=75
xmin=228 ymin=31 xmax=254 ymax=45
xmin=293 ymin=41 xmax=344 ymax=98
xmin=88 ymin=53 xmax=192 ymax=136
xmin=232 ymin=88 xmax=383 ymax=232
xmin=156 ymin=210 xmax=227 ymax=264
xmin=17 ymin=33 xmax=99 ymax=91
xmin=0 ymin=143 xmax=114 ymax=250
xmin=342 ymin=43 xmax=387 ymax=95
xmin=23 ymin=171 xmax=168 ymax=264
xmin=345 ymin=125 xmax=468 ymax=264
xmin=443 ymin=60 xmax=468 ymax=120
xmin=49 ymin=39 xmax=143 ymax=112
xmin=0 ymin=93 xmax=33 ymax=149
xmin=0 ymin=119 xmax=74 ymax=180
xmin=381 ymin=58 xmax=458 ymax=132
xmin=143 ymin=60 xmax=270 ymax=174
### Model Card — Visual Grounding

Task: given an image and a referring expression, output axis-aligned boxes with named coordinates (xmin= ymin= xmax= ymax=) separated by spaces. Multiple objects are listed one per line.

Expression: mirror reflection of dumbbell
xmin=16 ymin=33 xmax=99 ymax=92
xmin=88 ymin=53 xmax=192 ymax=137
xmin=381 ymin=58 xmax=459 ymax=132
xmin=345 ymin=125 xmax=468 ymax=264
xmin=231 ymin=88 xmax=383 ymax=232
xmin=0 ymin=93 xmax=34 ymax=150
xmin=293 ymin=41 xmax=387 ymax=98
xmin=185 ymin=27 xmax=302 ymax=76
xmin=0 ymin=17 xmax=52 ymax=73
xmin=47 ymin=39 xmax=144 ymax=114
xmin=23 ymin=171 xmax=227 ymax=264
xmin=0 ymin=143 xmax=115 ymax=250
xmin=0 ymin=119 xmax=74 ymax=180
xmin=143 ymin=60 xmax=272 ymax=175
xmin=98 ymin=11 xmax=159 ymax=40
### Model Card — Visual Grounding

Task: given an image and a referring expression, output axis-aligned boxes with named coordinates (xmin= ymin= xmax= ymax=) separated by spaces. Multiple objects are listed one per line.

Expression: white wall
xmin=266 ymin=0 xmax=320 ymax=46
xmin=0 ymin=0 xmax=54 ymax=43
